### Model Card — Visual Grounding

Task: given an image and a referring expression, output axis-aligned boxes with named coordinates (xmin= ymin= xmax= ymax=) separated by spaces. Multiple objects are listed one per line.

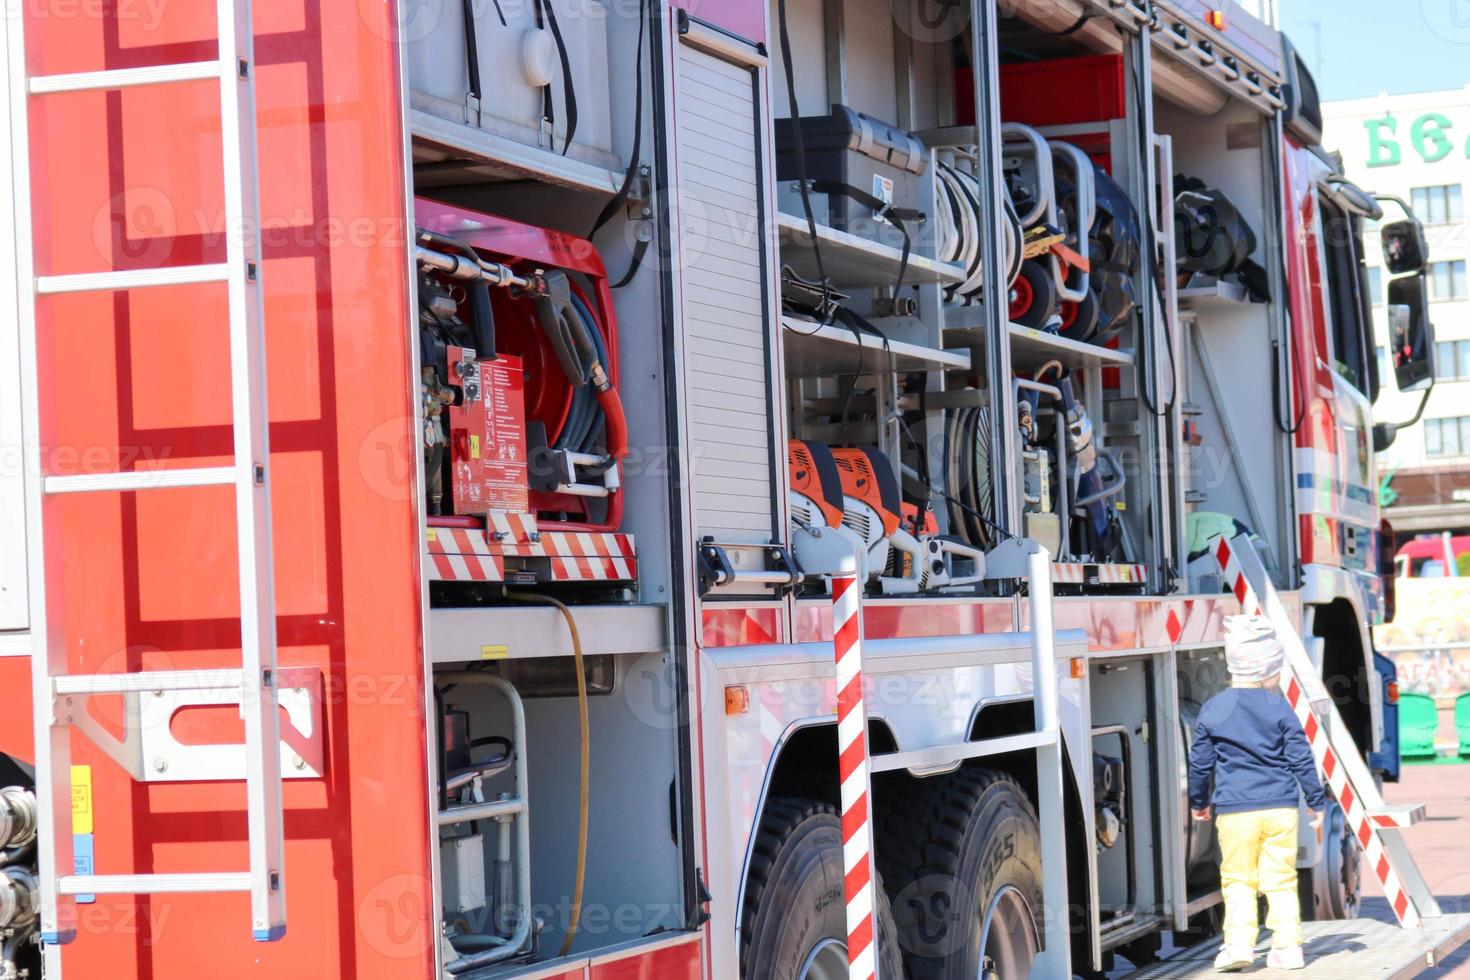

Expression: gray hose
xmin=1 ymin=933 xmax=23 ymax=980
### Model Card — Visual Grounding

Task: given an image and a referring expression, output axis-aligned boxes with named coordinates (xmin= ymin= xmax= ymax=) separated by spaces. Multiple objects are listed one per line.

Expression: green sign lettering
xmin=1412 ymin=112 xmax=1454 ymax=163
xmin=1364 ymin=115 xmax=1400 ymax=167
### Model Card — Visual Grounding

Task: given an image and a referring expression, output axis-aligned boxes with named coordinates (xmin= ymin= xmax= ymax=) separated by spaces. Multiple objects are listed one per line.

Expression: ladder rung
xmin=59 ymin=872 xmax=252 ymax=895
xmin=44 ymin=466 xmax=236 ymax=495
xmin=29 ymin=60 xmax=221 ymax=95
xmin=54 ymin=668 xmax=245 ymax=697
xmin=37 ymin=263 xmax=230 ymax=295
xmin=1369 ymin=803 xmax=1427 ymax=828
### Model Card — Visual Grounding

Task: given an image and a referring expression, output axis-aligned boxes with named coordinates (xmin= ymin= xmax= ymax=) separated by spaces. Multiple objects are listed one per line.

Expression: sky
xmin=1279 ymin=0 xmax=1470 ymax=102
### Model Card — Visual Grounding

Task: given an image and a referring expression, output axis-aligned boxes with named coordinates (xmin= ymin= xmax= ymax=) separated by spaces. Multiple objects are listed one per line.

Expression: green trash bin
xmin=1456 ymin=693 xmax=1470 ymax=759
xmin=1399 ymin=693 xmax=1439 ymax=761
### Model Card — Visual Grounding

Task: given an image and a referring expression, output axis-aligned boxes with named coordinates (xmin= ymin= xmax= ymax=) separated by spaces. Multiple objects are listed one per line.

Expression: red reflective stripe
xmin=842 ymin=794 xmax=868 ymax=845
xmin=844 ymin=855 xmax=872 ymax=902
xmin=846 ymin=913 xmax=874 ymax=964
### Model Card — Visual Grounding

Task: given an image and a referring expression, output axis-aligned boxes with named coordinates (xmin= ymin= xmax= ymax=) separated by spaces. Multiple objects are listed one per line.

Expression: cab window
xmin=1319 ymin=196 xmax=1378 ymax=400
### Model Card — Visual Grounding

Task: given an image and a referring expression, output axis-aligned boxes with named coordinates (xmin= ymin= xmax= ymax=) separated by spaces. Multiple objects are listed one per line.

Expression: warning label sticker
xmin=481 ymin=355 xmax=529 ymax=515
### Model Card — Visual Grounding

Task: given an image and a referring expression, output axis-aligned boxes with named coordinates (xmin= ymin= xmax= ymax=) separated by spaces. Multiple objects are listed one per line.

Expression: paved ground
xmin=1116 ymin=760 xmax=1470 ymax=977
xmin=1361 ymin=760 xmax=1470 ymax=977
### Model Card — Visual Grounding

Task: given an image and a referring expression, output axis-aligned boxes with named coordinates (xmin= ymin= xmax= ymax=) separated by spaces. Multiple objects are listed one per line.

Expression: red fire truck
xmin=0 ymin=0 xmax=1463 ymax=978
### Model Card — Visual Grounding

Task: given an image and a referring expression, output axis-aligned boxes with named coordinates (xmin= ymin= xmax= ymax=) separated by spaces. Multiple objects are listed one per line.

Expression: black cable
xmin=1130 ymin=52 xmax=1176 ymax=418
xmin=460 ymin=0 xmax=483 ymax=106
xmin=776 ymin=0 xmax=829 ymax=301
xmin=898 ymin=412 xmax=1014 ymax=542
xmin=1053 ymin=11 xmax=1096 ymax=35
xmin=590 ymin=0 xmax=647 ymax=243
xmin=1266 ymin=121 xmax=1305 ymax=434
xmin=533 ymin=0 xmax=578 ymax=155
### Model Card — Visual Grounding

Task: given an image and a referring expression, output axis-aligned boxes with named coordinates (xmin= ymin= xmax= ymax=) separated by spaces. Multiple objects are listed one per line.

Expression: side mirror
xmin=1373 ymin=422 xmax=1398 ymax=453
xmin=1381 ymin=218 xmax=1429 ymax=275
xmin=1388 ymin=272 xmax=1435 ymax=392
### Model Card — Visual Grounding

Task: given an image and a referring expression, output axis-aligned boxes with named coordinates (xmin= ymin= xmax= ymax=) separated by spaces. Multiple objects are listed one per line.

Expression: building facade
xmin=1324 ymin=87 xmax=1470 ymax=538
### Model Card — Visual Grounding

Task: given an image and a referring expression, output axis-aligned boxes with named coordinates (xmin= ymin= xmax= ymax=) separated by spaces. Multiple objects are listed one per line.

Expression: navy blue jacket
xmin=1188 ymin=687 xmax=1327 ymax=814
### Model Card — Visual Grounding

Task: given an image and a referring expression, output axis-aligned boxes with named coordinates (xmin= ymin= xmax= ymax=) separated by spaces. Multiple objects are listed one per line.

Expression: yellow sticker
xmin=1115 ymin=501 xmax=1127 ymax=511
xmin=469 ymin=435 xmax=481 ymax=460
xmin=480 ymin=645 xmax=509 ymax=661
xmin=427 ymin=528 xmax=438 ymax=543
xmin=71 ymin=765 xmax=93 ymax=834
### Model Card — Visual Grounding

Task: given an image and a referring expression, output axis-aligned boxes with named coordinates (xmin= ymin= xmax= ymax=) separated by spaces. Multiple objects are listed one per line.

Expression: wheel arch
xmin=966 ymin=698 xmax=1097 ymax=970
xmin=1311 ymin=596 xmax=1377 ymax=758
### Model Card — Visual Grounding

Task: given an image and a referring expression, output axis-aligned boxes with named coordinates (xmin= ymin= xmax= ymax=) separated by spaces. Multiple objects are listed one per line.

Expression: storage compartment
xmin=406 ymin=0 xmax=620 ymax=175
xmin=938 ymin=13 xmax=1162 ymax=589
xmin=1154 ymin=95 xmax=1293 ymax=584
xmin=407 ymin=9 xmax=696 ymax=969
xmin=432 ymin=645 xmax=686 ymax=969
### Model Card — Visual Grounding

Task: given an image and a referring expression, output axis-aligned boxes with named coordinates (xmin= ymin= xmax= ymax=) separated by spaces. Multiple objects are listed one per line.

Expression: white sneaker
xmin=1213 ymin=945 xmax=1255 ymax=971
xmin=1266 ymin=945 xmax=1306 ymax=970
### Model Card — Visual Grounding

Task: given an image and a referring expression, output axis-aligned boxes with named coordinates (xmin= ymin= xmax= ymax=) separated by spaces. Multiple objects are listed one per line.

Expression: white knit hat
xmin=1224 ymin=614 xmax=1284 ymax=681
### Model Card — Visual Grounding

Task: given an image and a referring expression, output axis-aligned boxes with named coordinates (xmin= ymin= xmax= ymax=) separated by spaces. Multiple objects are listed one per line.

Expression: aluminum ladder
xmin=6 ymin=0 xmax=287 ymax=947
xmin=1210 ymin=534 xmax=1438 ymax=928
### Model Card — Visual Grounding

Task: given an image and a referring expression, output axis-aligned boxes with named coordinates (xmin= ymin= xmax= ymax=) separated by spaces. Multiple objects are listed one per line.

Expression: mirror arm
xmin=1373 ymin=388 xmax=1432 ymax=453
xmin=1373 ymin=192 xmax=1418 ymax=223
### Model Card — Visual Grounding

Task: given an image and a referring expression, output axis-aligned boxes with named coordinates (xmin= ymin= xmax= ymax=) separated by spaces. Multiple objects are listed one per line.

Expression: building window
xmin=1426 ymin=416 xmax=1470 ymax=457
xmin=1435 ymin=340 xmax=1470 ymax=379
xmin=1430 ymin=260 xmax=1467 ymax=301
xmin=1367 ymin=266 xmax=1382 ymax=305
xmin=1411 ymin=183 xmax=1464 ymax=225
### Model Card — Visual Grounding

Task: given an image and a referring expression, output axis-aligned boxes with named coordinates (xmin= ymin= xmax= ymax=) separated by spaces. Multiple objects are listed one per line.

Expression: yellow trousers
xmin=1216 ymin=807 xmax=1301 ymax=949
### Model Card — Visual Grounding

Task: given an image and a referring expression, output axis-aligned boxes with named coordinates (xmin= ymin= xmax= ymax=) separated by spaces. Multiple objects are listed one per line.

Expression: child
xmin=1189 ymin=615 xmax=1326 ymax=972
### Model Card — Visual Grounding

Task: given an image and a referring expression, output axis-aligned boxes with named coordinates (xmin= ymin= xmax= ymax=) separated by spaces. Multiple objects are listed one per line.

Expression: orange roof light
xmin=1205 ymin=9 xmax=1227 ymax=30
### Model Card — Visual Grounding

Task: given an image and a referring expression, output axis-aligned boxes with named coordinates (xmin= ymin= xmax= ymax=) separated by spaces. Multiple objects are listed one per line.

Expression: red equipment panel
xmin=416 ymin=199 xmax=624 ymax=533
xmin=449 ymin=350 xmax=530 ymax=516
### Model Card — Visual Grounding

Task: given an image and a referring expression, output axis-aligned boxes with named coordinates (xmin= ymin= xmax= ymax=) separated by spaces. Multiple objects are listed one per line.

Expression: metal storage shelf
xmin=1178 ymin=277 xmax=1252 ymax=308
xmin=776 ymin=212 xmax=966 ymax=289
xmin=1005 ymin=323 xmax=1136 ymax=373
xmin=427 ymin=604 xmax=666 ymax=662
xmin=411 ymin=109 xmax=626 ymax=196
xmin=782 ymin=317 xmax=971 ymax=377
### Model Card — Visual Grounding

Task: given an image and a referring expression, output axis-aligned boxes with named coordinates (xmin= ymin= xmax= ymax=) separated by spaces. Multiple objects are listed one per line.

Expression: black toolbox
xmin=775 ymin=105 xmax=927 ymax=253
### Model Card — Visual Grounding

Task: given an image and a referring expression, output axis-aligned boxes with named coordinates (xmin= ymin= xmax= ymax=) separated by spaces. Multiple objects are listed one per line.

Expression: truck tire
xmin=740 ymin=798 xmax=904 ymax=980
xmin=876 ymin=767 xmax=1044 ymax=980
xmin=1301 ymin=800 xmax=1360 ymax=921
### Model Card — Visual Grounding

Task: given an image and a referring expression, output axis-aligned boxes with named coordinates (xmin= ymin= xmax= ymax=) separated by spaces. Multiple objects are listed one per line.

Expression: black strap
xmin=461 ymin=0 xmax=482 ymax=105
xmin=590 ymin=0 xmax=647 ymax=241
xmin=533 ymin=0 xmax=578 ymax=155
xmin=776 ymin=0 xmax=829 ymax=305
xmin=812 ymin=180 xmax=924 ymax=296
xmin=610 ymin=236 xmax=649 ymax=289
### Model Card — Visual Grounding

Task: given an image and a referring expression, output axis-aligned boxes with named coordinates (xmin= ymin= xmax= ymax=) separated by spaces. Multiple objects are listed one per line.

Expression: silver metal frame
xmin=9 ymin=0 xmax=287 ymax=951
xmin=435 ymin=672 xmax=533 ymax=972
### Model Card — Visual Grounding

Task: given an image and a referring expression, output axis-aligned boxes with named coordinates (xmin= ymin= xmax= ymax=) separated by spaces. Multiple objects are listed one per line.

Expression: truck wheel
xmin=1301 ymin=801 xmax=1360 ymax=920
xmin=740 ymin=798 xmax=904 ymax=980
xmin=876 ymin=768 xmax=1044 ymax=979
